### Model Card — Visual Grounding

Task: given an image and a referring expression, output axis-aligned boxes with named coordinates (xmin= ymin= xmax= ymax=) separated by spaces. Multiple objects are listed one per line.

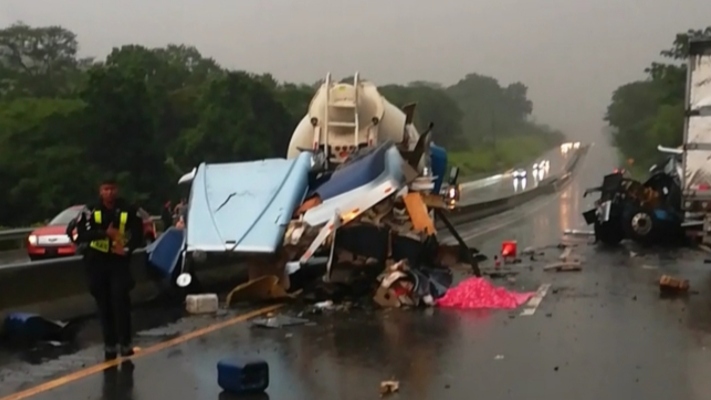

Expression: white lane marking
xmin=520 ymin=283 xmax=551 ymax=316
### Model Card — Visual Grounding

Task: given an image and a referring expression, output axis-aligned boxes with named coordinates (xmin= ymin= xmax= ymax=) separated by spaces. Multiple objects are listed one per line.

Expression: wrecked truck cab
xmin=148 ymin=140 xmax=482 ymax=310
xmin=582 ymin=171 xmax=627 ymax=245
xmin=583 ymin=157 xmax=684 ymax=246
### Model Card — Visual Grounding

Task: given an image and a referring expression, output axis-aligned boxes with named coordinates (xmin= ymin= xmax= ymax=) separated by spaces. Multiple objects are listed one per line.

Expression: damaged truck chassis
xmin=583 ymin=35 xmax=711 ymax=246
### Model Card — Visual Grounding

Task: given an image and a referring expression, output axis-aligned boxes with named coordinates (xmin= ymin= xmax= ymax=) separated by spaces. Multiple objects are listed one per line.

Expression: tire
xmin=622 ymin=207 xmax=658 ymax=244
xmin=594 ymin=221 xmax=624 ymax=245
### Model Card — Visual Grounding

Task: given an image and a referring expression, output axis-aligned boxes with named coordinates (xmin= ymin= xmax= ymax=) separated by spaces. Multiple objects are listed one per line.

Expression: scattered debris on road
xmin=659 ymin=275 xmax=690 ymax=295
xmin=2 ymin=312 xmax=81 ymax=346
xmin=435 ymin=277 xmax=534 ymax=309
xmin=543 ymin=262 xmax=582 ymax=272
xmin=563 ymin=229 xmax=594 ymax=236
xmin=251 ymin=314 xmax=311 ymax=329
xmin=186 ymin=293 xmax=219 ymax=314
xmin=379 ymin=380 xmax=400 ymax=396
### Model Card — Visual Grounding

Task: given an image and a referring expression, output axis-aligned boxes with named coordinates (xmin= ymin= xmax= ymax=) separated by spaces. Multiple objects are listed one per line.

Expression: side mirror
xmin=448 ymin=166 xmax=460 ymax=185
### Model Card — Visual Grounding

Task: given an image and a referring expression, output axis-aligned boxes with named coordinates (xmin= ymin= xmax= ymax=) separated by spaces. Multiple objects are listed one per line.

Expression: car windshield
xmin=49 ymin=207 xmax=81 ymax=226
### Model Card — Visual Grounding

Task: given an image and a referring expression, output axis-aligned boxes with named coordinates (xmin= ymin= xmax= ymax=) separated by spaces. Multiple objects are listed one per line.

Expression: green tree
xmin=0 ymin=21 xmax=566 ymax=227
xmin=0 ymin=98 xmax=90 ymax=224
xmin=174 ymin=71 xmax=294 ymax=166
xmin=606 ymin=26 xmax=711 ymax=171
xmin=0 ymin=22 xmax=91 ymax=98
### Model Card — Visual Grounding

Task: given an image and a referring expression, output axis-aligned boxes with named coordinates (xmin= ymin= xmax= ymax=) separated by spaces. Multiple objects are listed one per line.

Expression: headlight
xmin=27 ymin=235 xmax=38 ymax=245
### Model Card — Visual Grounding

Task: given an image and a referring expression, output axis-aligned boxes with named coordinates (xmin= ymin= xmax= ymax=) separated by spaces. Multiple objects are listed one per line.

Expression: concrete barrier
xmin=0 ymin=146 xmax=587 ymax=329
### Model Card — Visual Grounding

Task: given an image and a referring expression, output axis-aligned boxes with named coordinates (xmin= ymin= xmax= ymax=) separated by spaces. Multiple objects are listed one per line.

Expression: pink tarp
xmin=435 ymin=277 xmax=535 ymax=309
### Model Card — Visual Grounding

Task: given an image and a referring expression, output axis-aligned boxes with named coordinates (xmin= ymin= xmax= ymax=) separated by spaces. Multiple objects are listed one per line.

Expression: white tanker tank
xmin=287 ymin=73 xmax=422 ymax=169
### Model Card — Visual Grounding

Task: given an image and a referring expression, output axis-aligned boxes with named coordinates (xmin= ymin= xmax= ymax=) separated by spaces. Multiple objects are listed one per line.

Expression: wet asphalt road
xmin=5 ymin=140 xmax=711 ymax=399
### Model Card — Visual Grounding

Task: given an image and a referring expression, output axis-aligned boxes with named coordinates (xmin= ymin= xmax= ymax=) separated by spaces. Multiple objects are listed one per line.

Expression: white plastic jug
xmin=185 ymin=293 xmax=219 ymax=314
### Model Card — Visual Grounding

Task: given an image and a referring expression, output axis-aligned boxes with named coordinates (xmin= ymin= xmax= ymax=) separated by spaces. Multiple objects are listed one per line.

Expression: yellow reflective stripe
xmin=90 ymin=210 xmax=109 ymax=252
xmin=119 ymin=212 xmax=127 ymax=235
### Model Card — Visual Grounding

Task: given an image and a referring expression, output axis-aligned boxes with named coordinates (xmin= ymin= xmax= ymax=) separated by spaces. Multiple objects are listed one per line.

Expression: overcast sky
xmin=3 ymin=0 xmax=711 ymax=141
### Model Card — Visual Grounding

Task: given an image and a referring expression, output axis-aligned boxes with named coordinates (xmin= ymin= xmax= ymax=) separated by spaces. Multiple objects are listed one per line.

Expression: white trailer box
xmin=682 ymin=37 xmax=711 ymax=212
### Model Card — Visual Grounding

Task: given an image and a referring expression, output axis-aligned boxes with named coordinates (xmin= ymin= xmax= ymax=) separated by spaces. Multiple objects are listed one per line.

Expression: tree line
xmin=0 ymin=22 xmax=564 ymax=227
xmin=606 ymin=26 xmax=711 ymax=173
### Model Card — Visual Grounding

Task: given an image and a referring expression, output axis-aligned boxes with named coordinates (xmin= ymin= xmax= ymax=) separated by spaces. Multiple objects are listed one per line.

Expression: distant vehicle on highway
xmin=26 ymin=205 xmax=157 ymax=261
xmin=512 ymin=168 xmax=527 ymax=179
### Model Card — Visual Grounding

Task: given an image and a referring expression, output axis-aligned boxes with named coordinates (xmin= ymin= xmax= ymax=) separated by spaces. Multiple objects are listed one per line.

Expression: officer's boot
xmin=105 ymin=345 xmax=118 ymax=361
xmin=119 ymin=344 xmax=134 ymax=357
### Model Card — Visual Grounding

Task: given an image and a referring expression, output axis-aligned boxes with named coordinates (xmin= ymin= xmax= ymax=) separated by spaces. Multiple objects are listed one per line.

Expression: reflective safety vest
xmin=89 ymin=210 xmax=128 ymax=253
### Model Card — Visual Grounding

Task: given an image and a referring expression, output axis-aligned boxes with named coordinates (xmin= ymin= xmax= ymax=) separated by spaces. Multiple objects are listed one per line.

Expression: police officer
xmin=75 ymin=176 xmax=144 ymax=360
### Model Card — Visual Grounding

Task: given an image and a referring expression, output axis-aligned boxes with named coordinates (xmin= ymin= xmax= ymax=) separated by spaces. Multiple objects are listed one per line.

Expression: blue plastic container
xmin=145 ymin=227 xmax=185 ymax=279
xmin=430 ymin=144 xmax=448 ymax=193
xmin=217 ymin=357 xmax=269 ymax=394
xmin=3 ymin=312 xmax=64 ymax=342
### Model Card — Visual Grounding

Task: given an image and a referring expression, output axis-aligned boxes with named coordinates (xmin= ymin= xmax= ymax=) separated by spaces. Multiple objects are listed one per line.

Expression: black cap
xmin=99 ymin=174 xmax=118 ymax=186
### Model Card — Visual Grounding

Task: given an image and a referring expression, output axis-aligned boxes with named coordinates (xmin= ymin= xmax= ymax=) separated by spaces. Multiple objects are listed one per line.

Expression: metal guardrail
xmin=0 ymin=146 xmax=587 ymax=327
xmin=0 ymin=216 xmax=163 ymax=243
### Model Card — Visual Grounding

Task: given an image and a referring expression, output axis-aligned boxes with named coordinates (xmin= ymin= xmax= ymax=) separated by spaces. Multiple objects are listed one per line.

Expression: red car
xmin=26 ymin=205 xmax=157 ymax=261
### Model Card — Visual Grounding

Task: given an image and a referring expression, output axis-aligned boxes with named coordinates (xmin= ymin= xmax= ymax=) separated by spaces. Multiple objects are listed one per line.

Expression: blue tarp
xmin=311 ymin=144 xmax=389 ymax=201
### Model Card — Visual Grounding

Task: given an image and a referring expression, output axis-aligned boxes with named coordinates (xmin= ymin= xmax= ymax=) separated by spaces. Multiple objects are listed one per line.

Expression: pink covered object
xmin=436 ymin=277 xmax=535 ymax=309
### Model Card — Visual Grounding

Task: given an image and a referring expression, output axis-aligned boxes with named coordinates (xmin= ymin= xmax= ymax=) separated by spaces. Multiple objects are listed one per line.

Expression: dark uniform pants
xmin=85 ymin=256 xmax=135 ymax=347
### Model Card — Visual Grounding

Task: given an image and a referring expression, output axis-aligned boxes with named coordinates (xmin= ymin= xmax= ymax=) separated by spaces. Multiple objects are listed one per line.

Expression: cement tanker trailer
xmin=287 ymin=73 xmax=422 ymax=170
xmin=146 ymin=72 xmax=480 ymax=307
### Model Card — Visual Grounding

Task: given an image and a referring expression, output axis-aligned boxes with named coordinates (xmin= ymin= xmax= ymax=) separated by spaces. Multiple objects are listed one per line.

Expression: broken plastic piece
xmin=251 ymin=315 xmax=310 ymax=329
xmin=543 ymin=262 xmax=582 ymax=272
xmin=379 ymin=380 xmax=400 ymax=396
xmin=501 ymin=240 xmax=517 ymax=258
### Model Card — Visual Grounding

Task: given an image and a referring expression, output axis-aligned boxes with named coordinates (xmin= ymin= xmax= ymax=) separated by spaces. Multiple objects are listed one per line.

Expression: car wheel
xmin=28 ymin=255 xmax=41 ymax=262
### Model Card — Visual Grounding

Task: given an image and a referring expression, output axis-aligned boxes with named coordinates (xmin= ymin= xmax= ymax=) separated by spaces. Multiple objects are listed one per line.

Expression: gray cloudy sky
xmin=2 ymin=0 xmax=711 ymax=141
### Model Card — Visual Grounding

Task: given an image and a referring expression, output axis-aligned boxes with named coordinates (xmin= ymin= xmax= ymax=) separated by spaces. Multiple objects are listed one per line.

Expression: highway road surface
xmin=3 ymin=140 xmax=711 ymax=400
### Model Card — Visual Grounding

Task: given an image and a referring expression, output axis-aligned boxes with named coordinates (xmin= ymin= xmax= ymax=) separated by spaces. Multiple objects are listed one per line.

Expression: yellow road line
xmin=1 ymin=303 xmax=284 ymax=400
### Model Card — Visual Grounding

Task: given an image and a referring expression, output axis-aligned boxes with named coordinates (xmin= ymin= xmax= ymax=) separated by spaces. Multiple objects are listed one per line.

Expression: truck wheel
xmin=623 ymin=208 xmax=658 ymax=244
xmin=594 ymin=221 xmax=623 ymax=245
